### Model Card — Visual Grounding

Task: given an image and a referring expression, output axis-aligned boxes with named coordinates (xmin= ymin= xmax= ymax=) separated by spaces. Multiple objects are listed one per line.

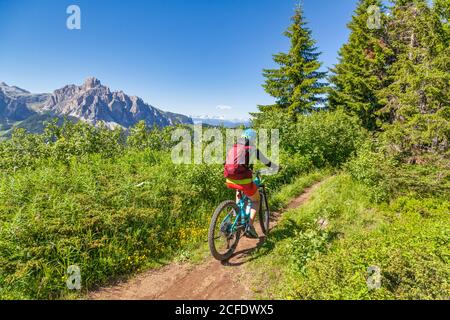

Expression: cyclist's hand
xmin=269 ymin=164 xmax=281 ymax=174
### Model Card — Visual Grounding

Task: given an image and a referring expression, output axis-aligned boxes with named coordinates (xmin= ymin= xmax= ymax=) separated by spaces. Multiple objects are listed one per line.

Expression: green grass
xmin=249 ymin=174 xmax=450 ymax=300
xmin=268 ymin=169 xmax=331 ymax=211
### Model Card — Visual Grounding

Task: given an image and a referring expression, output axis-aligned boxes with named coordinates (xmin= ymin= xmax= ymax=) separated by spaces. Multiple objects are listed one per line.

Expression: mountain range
xmin=191 ymin=115 xmax=251 ymax=128
xmin=0 ymin=78 xmax=193 ymax=136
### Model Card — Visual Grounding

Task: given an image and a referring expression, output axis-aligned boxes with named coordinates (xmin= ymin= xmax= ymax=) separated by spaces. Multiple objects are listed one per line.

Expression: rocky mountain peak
xmin=0 ymin=78 xmax=193 ymax=130
xmin=41 ymin=78 xmax=193 ymax=129
xmin=83 ymin=77 xmax=102 ymax=89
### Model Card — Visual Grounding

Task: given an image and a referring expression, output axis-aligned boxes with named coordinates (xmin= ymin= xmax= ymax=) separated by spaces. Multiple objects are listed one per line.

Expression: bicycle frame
xmin=222 ymin=174 xmax=264 ymax=234
xmin=209 ymin=170 xmax=271 ymax=260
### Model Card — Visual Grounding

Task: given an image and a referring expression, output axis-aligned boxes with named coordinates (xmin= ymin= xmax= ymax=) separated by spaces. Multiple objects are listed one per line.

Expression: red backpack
xmin=224 ymin=143 xmax=254 ymax=180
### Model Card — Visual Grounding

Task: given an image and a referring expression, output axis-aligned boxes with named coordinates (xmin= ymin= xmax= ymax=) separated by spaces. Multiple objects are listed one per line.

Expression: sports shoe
xmin=245 ymin=224 xmax=259 ymax=239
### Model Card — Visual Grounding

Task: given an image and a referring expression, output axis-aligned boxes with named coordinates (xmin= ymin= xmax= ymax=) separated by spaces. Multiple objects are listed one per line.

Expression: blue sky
xmin=0 ymin=0 xmax=358 ymax=119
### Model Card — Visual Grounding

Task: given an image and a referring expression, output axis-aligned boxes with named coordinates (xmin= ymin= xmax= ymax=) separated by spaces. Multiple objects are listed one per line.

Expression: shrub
xmin=127 ymin=120 xmax=176 ymax=151
xmin=346 ymin=138 xmax=450 ymax=201
xmin=380 ymin=109 xmax=450 ymax=161
xmin=254 ymin=109 xmax=367 ymax=167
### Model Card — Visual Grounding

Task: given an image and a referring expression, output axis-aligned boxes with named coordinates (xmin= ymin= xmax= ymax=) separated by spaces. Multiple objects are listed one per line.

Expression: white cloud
xmin=217 ymin=105 xmax=232 ymax=110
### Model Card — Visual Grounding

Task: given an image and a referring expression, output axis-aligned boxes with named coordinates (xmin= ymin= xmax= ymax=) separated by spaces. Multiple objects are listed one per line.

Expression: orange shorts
xmin=226 ymin=182 xmax=258 ymax=197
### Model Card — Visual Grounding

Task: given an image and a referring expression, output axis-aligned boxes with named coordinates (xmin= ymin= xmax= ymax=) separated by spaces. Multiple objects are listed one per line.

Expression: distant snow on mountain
xmin=216 ymin=105 xmax=232 ymax=111
xmin=191 ymin=114 xmax=251 ymax=128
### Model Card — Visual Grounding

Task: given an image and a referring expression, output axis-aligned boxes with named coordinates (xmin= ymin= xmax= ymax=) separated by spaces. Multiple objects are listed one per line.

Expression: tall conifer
xmin=257 ymin=5 xmax=327 ymax=118
xmin=379 ymin=0 xmax=449 ymax=156
xmin=329 ymin=0 xmax=393 ymax=131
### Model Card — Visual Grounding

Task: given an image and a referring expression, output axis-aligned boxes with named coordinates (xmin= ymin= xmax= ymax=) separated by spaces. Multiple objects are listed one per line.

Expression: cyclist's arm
xmin=256 ymin=149 xmax=279 ymax=171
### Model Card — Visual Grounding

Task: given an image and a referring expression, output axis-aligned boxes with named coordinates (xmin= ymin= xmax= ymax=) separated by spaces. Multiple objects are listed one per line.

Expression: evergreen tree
xmin=379 ymin=0 xmax=450 ymax=156
xmin=380 ymin=0 xmax=448 ymax=118
xmin=257 ymin=5 xmax=327 ymax=118
xmin=328 ymin=0 xmax=393 ymax=131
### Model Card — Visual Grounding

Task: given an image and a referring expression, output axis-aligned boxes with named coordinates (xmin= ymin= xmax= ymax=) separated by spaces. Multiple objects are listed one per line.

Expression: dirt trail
xmin=89 ymin=181 xmax=323 ymax=300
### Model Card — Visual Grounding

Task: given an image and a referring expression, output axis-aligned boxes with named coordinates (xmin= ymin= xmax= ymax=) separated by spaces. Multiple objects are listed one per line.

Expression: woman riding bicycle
xmin=224 ymin=129 xmax=280 ymax=239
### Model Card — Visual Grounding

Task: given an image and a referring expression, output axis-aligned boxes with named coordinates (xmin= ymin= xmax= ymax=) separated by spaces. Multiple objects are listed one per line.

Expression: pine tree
xmin=380 ymin=0 xmax=448 ymax=116
xmin=328 ymin=0 xmax=393 ymax=131
xmin=257 ymin=5 xmax=327 ymax=118
xmin=379 ymin=0 xmax=450 ymax=156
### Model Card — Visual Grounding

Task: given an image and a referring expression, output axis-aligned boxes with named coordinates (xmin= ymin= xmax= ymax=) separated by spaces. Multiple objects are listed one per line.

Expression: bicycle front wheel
xmin=208 ymin=200 xmax=241 ymax=261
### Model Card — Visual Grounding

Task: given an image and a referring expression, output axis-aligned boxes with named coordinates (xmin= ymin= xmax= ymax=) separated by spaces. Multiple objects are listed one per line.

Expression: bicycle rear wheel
xmin=208 ymin=200 xmax=242 ymax=261
xmin=259 ymin=188 xmax=270 ymax=235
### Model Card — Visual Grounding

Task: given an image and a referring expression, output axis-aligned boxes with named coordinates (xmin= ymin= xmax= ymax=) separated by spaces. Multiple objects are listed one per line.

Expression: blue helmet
xmin=241 ymin=128 xmax=257 ymax=142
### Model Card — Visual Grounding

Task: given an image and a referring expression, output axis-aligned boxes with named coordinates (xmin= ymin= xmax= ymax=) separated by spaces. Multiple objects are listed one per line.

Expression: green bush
xmin=345 ymin=140 xmax=395 ymax=202
xmin=380 ymin=109 xmax=450 ymax=160
xmin=127 ymin=120 xmax=176 ymax=151
xmin=346 ymin=138 xmax=450 ymax=202
xmin=0 ymin=120 xmax=126 ymax=172
xmin=254 ymin=109 xmax=367 ymax=167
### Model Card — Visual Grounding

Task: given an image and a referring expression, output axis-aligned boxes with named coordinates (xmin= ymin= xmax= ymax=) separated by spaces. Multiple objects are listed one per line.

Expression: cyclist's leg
xmin=245 ymin=184 xmax=260 ymax=226
xmin=225 ymin=183 xmax=240 ymax=203
xmin=227 ymin=182 xmax=259 ymax=225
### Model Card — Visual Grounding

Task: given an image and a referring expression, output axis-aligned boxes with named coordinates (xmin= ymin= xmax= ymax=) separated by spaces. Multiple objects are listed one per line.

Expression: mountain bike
xmin=208 ymin=170 xmax=271 ymax=261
